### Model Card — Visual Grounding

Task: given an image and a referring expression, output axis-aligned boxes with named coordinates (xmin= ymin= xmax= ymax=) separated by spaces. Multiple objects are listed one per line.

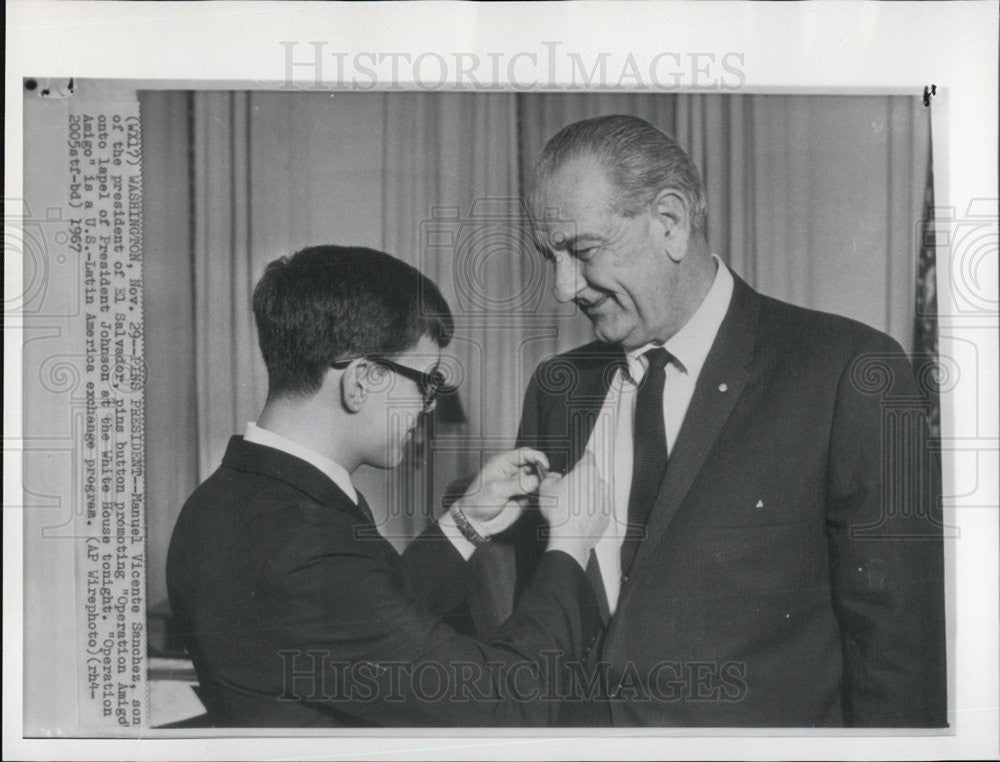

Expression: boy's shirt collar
xmin=243 ymin=422 xmax=358 ymax=505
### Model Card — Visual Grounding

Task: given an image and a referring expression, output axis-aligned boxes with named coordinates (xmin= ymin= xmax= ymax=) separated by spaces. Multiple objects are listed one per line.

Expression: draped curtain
xmin=380 ymin=93 xmax=523 ymax=544
xmin=191 ymin=92 xmax=265 ymax=479
xmin=142 ymin=90 xmax=931 ymax=608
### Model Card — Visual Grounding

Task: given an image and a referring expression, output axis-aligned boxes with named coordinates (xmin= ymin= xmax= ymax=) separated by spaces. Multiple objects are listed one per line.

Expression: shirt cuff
xmin=437 ymin=511 xmax=478 ymax=561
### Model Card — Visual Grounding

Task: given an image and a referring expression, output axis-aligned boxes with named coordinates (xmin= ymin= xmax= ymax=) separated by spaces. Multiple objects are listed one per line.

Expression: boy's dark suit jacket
xmin=167 ymin=437 xmax=602 ymax=727
xmin=484 ymin=272 xmax=946 ymax=727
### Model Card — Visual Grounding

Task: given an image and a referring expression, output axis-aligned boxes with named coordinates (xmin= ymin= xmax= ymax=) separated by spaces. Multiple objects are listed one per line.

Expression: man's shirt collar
xmin=625 ymin=254 xmax=734 ymax=382
xmin=243 ymin=422 xmax=358 ymax=505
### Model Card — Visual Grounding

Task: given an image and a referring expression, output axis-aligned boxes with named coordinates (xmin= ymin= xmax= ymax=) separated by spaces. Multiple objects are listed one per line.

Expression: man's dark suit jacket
xmin=166 ymin=437 xmax=602 ymax=727
xmin=483 ymin=272 xmax=946 ymax=727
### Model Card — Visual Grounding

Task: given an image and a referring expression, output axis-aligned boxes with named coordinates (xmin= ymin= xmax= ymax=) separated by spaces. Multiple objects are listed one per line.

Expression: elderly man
xmin=459 ymin=115 xmax=946 ymax=727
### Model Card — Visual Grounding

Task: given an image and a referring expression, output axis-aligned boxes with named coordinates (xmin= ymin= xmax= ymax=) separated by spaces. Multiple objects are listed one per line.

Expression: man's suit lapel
xmin=535 ymin=344 xmax=622 ymax=623
xmin=618 ymin=275 xmax=761 ymax=600
xmin=548 ymin=343 xmax=625 ymax=473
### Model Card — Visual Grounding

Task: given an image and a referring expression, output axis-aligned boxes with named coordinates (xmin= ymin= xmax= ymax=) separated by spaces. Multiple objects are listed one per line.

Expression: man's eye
xmin=574 ymin=247 xmax=598 ymax=261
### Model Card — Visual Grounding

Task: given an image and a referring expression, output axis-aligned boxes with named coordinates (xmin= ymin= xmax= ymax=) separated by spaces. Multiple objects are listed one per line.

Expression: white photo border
xmin=5 ymin=1 xmax=998 ymax=760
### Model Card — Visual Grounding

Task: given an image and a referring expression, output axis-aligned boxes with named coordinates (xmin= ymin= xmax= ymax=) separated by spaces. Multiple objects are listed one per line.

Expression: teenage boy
xmin=167 ymin=245 xmax=610 ymax=726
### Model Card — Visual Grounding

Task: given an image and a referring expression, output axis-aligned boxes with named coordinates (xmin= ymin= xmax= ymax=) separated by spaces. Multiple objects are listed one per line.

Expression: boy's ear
xmin=339 ymin=358 xmax=369 ymax=413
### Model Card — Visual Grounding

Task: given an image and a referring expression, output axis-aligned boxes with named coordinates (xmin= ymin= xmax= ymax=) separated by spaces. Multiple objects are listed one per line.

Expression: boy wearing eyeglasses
xmin=167 ymin=245 xmax=610 ymax=727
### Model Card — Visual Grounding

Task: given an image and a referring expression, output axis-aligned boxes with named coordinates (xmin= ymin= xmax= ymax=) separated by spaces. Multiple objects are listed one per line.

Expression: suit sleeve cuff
xmin=545 ymin=546 xmax=590 ymax=571
xmin=437 ymin=511 xmax=478 ymax=561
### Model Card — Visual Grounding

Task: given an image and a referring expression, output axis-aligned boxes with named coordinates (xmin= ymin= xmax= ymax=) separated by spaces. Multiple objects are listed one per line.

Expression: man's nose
xmin=552 ymin=253 xmax=583 ymax=303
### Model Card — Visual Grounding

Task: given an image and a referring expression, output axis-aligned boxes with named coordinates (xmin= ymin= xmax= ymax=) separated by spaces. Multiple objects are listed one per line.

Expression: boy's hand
xmin=537 ymin=451 xmax=612 ymax=568
xmin=451 ymin=448 xmax=551 ymax=537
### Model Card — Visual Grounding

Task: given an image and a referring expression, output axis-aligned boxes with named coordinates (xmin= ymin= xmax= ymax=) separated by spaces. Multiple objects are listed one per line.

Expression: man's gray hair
xmin=531 ymin=114 xmax=708 ymax=239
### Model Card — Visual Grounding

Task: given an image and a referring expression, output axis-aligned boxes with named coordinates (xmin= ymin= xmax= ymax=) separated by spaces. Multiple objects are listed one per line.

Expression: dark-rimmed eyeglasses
xmin=332 ymin=357 xmax=449 ymax=412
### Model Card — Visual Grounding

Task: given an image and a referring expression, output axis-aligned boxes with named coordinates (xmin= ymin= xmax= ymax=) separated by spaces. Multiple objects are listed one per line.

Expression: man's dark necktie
xmin=621 ymin=347 xmax=670 ymax=576
xmin=585 ymin=550 xmax=611 ymax=622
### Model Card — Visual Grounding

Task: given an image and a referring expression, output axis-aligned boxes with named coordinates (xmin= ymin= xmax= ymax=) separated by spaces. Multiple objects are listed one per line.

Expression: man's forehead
xmin=530 ymin=156 xmax=619 ymax=247
xmin=531 ymin=198 xmax=609 ymax=250
xmin=530 ymin=214 xmax=577 ymax=251
xmin=537 ymin=155 xmax=605 ymax=196
xmin=539 ymin=156 xmax=615 ymax=206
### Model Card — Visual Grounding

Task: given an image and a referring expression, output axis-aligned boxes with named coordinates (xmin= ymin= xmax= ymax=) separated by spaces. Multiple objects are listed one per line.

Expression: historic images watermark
xmin=278 ymin=650 xmax=748 ymax=705
xmin=279 ymin=41 xmax=746 ymax=92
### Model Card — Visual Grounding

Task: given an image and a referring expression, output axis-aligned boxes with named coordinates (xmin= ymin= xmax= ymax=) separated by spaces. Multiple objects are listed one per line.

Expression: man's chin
xmin=592 ymin=319 xmax=631 ymax=346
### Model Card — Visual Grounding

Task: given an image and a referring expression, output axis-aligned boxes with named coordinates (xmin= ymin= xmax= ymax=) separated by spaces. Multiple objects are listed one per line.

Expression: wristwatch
xmin=449 ymin=501 xmax=491 ymax=546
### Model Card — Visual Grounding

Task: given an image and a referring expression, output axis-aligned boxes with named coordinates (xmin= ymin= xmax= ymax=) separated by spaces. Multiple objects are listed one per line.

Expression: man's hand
xmin=451 ymin=448 xmax=551 ymax=538
xmin=537 ymin=451 xmax=612 ymax=568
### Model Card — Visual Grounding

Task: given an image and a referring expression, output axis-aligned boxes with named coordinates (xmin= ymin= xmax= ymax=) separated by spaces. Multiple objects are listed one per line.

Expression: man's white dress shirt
xmin=586 ymin=256 xmax=733 ymax=613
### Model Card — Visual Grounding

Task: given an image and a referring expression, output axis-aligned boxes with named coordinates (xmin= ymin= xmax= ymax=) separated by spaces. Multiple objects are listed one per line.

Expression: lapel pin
xmin=755 ymin=499 xmax=764 ymax=508
xmin=718 ymin=383 xmax=728 ymax=392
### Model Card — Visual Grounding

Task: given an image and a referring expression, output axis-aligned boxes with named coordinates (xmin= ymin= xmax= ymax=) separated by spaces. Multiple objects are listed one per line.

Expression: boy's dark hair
xmin=252 ymin=245 xmax=454 ymax=399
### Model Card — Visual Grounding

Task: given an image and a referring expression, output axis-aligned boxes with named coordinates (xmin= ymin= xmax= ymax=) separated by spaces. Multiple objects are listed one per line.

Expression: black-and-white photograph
xmin=143 ymin=89 xmax=953 ymax=730
xmin=18 ymin=83 xmax=950 ymax=726
xmin=6 ymin=2 xmax=998 ymax=760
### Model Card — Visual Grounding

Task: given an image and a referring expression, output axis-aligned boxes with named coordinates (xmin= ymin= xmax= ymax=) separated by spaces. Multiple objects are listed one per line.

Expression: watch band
xmin=449 ymin=501 xmax=491 ymax=546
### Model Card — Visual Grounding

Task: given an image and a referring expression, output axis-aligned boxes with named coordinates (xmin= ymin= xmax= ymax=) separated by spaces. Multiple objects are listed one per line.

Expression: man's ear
xmin=339 ymin=358 xmax=370 ymax=413
xmin=652 ymin=188 xmax=691 ymax=264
